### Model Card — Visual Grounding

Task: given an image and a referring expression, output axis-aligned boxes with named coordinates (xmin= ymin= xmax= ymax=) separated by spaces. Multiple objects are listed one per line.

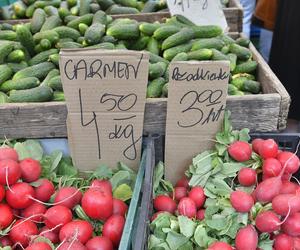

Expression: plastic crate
xmin=0 ymin=0 xmax=16 ymax=7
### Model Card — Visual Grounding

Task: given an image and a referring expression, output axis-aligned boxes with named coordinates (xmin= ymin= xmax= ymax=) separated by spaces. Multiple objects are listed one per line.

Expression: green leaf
xmin=14 ymin=142 xmax=30 ymax=160
xmin=23 ymin=140 xmax=44 ymax=161
xmin=194 ymin=225 xmax=213 ymax=248
xmin=166 ymin=231 xmax=189 ymax=250
xmin=238 ymin=128 xmax=250 ymax=142
xmin=150 ymin=213 xmax=172 ymax=231
xmin=113 ymin=183 xmax=132 ymax=201
xmin=49 ymin=150 xmax=63 ymax=172
xmin=206 ymin=215 xmax=228 ymax=231
xmin=189 ymin=172 xmax=211 ymax=187
xmin=205 ymin=178 xmax=232 ymax=197
xmin=218 ymin=162 xmax=246 ymax=178
xmin=258 ymin=233 xmax=274 ymax=250
xmin=192 ymin=151 xmax=213 ymax=174
xmin=153 ymin=162 xmax=165 ymax=196
xmin=178 ymin=241 xmax=194 ymax=250
xmin=170 ymin=219 xmax=180 ymax=232
xmin=57 ymin=157 xmax=78 ymax=177
xmin=148 ymin=234 xmax=165 ymax=249
xmin=90 ymin=164 xmax=113 ymax=180
xmin=118 ymin=162 xmax=135 ymax=173
xmin=178 ymin=216 xmax=196 ymax=238
xmin=110 ymin=170 xmax=131 ymax=190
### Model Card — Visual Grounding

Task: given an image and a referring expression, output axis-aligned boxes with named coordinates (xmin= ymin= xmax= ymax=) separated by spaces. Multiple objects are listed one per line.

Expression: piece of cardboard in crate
xmin=165 ymin=61 xmax=230 ymax=184
xmin=60 ymin=49 xmax=149 ymax=171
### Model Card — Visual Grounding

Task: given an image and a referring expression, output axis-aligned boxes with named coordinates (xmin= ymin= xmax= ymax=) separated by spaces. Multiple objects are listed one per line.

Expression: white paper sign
xmin=167 ymin=0 xmax=228 ymax=30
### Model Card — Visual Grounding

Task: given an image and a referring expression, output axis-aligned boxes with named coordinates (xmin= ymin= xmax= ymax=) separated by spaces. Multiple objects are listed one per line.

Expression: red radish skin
xmin=57 ymin=240 xmax=87 ymax=250
xmin=81 ymin=189 xmax=113 ymax=221
xmin=277 ymin=151 xmax=300 ymax=174
xmin=228 ymin=141 xmax=252 ymax=162
xmin=282 ymin=173 xmax=292 ymax=181
xmin=6 ymin=182 xmax=35 ymax=209
xmin=0 ymin=236 xmax=12 ymax=246
xmin=0 ymin=147 xmax=18 ymax=161
xmin=230 ymin=191 xmax=254 ymax=213
xmin=175 ymin=176 xmax=189 ymax=188
xmin=103 ymin=215 xmax=125 ymax=248
xmin=54 ymin=187 xmax=82 ymax=209
xmin=274 ymin=233 xmax=293 ymax=250
xmin=40 ymin=226 xmax=59 ymax=244
xmin=44 ymin=205 xmax=73 ymax=231
xmin=235 ymin=225 xmax=258 ymax=250
xmin=21 ymin=202 xmax=46 ymax=222
xmin=91 ymin=180 xmax=112 ymax=196
xmin=252 ymin=139 xmax=264 ymax=153
xmin=255 ymin=176 xmax=282 ymax=203
xmin=0 ymin=159 xmax=21 ymax=185
xmin=282 ymin=212 xmax=300 ymax=237
xmin=173 ymin=187 xmax=188 ymax=201
xmin=188 ymin=186 xmax=206 ymax=209
xmin=25 ymin=242 xmax=52 ymax=250
xmin=272 ymin=194 xmax=300 ymax=216
xmin=263 ymin=158 xmax=282 ymax=177
xmin=0 ymin=204 xmax=14 ymax=229
xmin=9 ymin=219 xmax=38 ymax=247
xmin=259 ymin=139 xmax=278 ymax=159
xmin=196 ymin=209 xmax=205 ymax=221
xmin=153 ymin=195 xmax=177 ymax=214
xmin=293 ymin=237 xmax=300 ymax=250
xmin=238 ymin=168 xmax=256 ymax=186
xmin=177 ymin=197 xmax=197 ymax=218
xmin=59 ymin=220 xmax=93 ymax=244
xmin=34 ymin=179 xmax=55 ymax=202
xmin=0 ymin=185 xmax=5 ymax=202
xmin=280 ymin=181 xmax=298 ymax=194
xmin=112 ymin=198 xmax=128 ymax=217
xmin=85 ymin=236 xmax=113 ymax=250
xmin=19 ymin=158 xmax=42 ymax=182
xmin=208 ymin=241 xmax=233 ymax=250
xmin=255 ymin=211 xmax=280 ymax=233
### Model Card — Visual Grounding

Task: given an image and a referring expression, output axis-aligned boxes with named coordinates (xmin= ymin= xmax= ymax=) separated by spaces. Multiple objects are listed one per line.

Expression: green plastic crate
xmin=0 ymin=0 xmax=17 ymax=7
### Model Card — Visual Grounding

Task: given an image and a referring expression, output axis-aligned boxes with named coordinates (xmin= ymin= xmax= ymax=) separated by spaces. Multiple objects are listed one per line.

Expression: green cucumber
xmin=0 ymin=65 xmax=13 ymax=85
xmin=79 ymin=23 xmax=89 ymax=36
xmin=115 ymin=0 xmax=138 ymax=8
xmin=0 ymin=77 xmax=40 ymax=93
xmin=191 ymin=25 xmax=223 ymax=38
xmin=40 ymin=16 xmax=62 ymax=32
xmin=149 ymin=62 xmax=167 ymax=80
xmin=0 ymin=92 xmax=8 ymax=103
xmin=101 ymin=35 xmax=117 ymax=44
xmin=147 ymin=77 xmax=166 ymax=98
xmin=107 ymin=5 xmax=139 ymax=14
xmin=7 ymin=62 xmax=28 ymax=73
xmin=49 ymin=54 xmax=59 ymax=66
xmin=53 ymin=91 xmax=65 ymax=101
xmin=90 ymin=3 xmax=101 ymax=13
xmin=29 ymin=49 xmax=58 ymax=66
xmin=13 ymin=62 xmax=55 ymax=80
xmin=242 ymin=80 xmax=261 ymax=94
xmin=56 ymin=41 xmax=83 ymax=49
xmin=80 ymin=0 xmax=91 ymax=15
xmin=87 ymin=42 xmax=115 ymax=50
xmin=33 ymin=30 xmax=60 ymax=45
xmin=41 ymin=68 xmax=60 ymax=86
xmin=67 ymin=0 xmax=77 ymax=8
xmin=228 ymin=84 xmax=239 ymax=95
xmin=220 ymin=34 xmax=236 ymax=45
xmin=153 ymin=25 xmax=181 ymax=40
xmin=148 ymin=52 xmax=169 ymax=64
xmin=48 ymin=76 xmax=62 ymax=91
xmin=44 ymin=6 xmax=59 ymax=16
xmin=233 ymin=61 xmax=258 ymax=74
xmin=221 ymin=45 xmax=230 ymax=54
xmin=228 ymin=53 xmax=237 ymax=71
xmin=34 ymin=0 xmax=61 ymax=8
xmin=53 ymin=26 xmax=81 ymax=40
xmin=97 ymin=0 xmax=115 ymax=10
xmin=211 ymin=49 xmax=228 ymax=61
xmin=40 ymin=39 xmax=52 ymax=51
xmin=130 ymin=36 xmax=150 ymax=51
xmin=163 ymin=42 xmax=192 ymax=61
xmin=141 ymin=1 xmax=158 ymax=12
xmin=0 ymin=42 xmax=14 ymax=63
xmin=236 ymin=37 xmax=251 ymax=48
xmin=107 ymin=23 xmax=140 ymax=40
xmin=84 ymin=23 xmax=106 ymax=45
xmin=58 ymin=7 xmax=71 ymax=19
xmin=139 ymin=22 xmax=160 ymax=36
xmin=7 ymin=50 xmax=25 ymax=63
xmin=229 ymin=43 xmax=252 ymax=61
xmin=188 ymin=49 xmax=213 ymax=60
xmin=0 ymin=30 xmax=17 ymax=41
xmin=191 ymin=38 xmax=225 ymax=51
xmin=172 ymin=52 xmax=188 ymax=62
xmin=67 ymin=14 xmax=93 ymax=30
xmin=13 ymin=2 xmax=26 ymax=18
xmin=161 ymin=28 xmax=194 ymax=50
xmin=25 ymin=4 xmax=36 ymax=18
xmin=146 ymin=37 xmax=160 ymax=55
xmin=70 ymin=6 xmax=79 ymax=16
xmin=16 ymin=25 xmax=35 ymax=56
xmin=162 ymin=82 xmax=168 ymax=97
xmin=93 ymin=10 xmax=107 ymax=24
xmin=9 ymin=85 xmax=53 ymax=103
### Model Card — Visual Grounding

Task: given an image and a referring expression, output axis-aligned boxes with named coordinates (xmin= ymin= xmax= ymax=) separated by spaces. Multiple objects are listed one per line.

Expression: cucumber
xmin=9 ymin=85 xmax=53 ymax=103
xmin=231 ymin=75 xmax=254 ymax=89
xmin=188 ymin=49 xmax=213 ymax=60
xmin=67 ymin=14 xmax=93 ymax=30
xmin=13 ymin=2 xmax=26 ymax=18
xmin=211 ymin=49 xmax=227 ymax=61
xmin=220 ymin=34 xmax=236 ymax=45
xmin=53 ymin=26 xmax=81 ymax=40
xmin=191 ymin=25 xmax=223 ymax=38
xmin=93 ymin=10 xmax=107 ymax=24
xmin=107 ymin=23 xmax=139 ymax=40
xmin=136 ymin=1 xmax=145 ymax=11
xmin=153 ymin=25 xmax=181 ymax=41
xmin=191 ymin=38 xmax=225 ymax=51
xmin=84 ymin=23 xmax=106 ymax=45
xmin=31 ymin=8 xmax=46 ymax=34
xmin=101 ymin=35 xmax=117 ymax=44
xmin=241 ymin=80 xmax=261 ymax=94
xmin=147 ymin=77 xmax=166 ymax=98
xmin=44 ymin=6 xmax=59 ymax=16
xmin=70 ymin=6 xmax=79 ymax=16
xmin=232 ymin=73 xmax=255 ymax=81
xmin=172 ymin=52 xmax=188 ymax=62
xmin=90 ymin=3 xmax=101 ymax=13
xmin=79 ymin=23 xmax=89 ymax=36
xmin=25 ymin=4 xmax=36 ymax=18
xmin=7 ymin=62 xmax=28 ymax=73
xmin=162 ymin=82 xmax=168 ymax=97
xmin=16 ymin=25 xmax=35 ymax=56
xmin=0 ymin=42 xmax=14 ymax=63
xmin=34 ymin=0 xmax=61 ymax=8
xmin=146 ymin=37 xmax=160 ymax=55
xmin=67 ymin=0 xmax=77 ymax=8
xmin=233 ymin=61 xmax=258 ymax=74
xmin=40 ymin=39 xmax=52 ymax=51
xmin=115 ymin=0 xmax=138 ymax=8
xmin=141 ymin=1 xmax=158 ymax=12
xmin=13 ymin=62 xmax=55 ymax=80
xmin=87 ymin=42 xmax=115 ymax=50
xmin=56 ymin=41 xmax=83 ymax=49
xmin=165 ymin=17 xmax=188 ymax=28
xmin=108 ymin=18 xmax=138 ymax=28
xmin=163 ymin=42 xmax=192 ymax=61
xmin=107 ymin=5 xmax=139 ymax=14
xmin=228 ymin=84 xmax=239 ymax=95
xmin=1 ymin=23 xmax=13 ymax=31
xmin=229 ymin=43 xmax=252 ymax=61
xmin=149 ymin=62 xmax=167 ymax=80
xmin=80 ymin=0 xmax=91 ymax=15
xmin=139 ymin=22 xmax=160 ymax=36
xmin=49 ymin=54 xmax=59 ymax=66
xmin=0 ymin=77 xmax=40 ymax=93
xmin=161 ymin=28 xmax=194 ymax=50
xmin=29 ymin=49 xmax=58 ymax=66
xmin=41 ymin=16 xmax=62 ymax=32
xmin=33 ymin=30 xmax=60 ymax=45
xmin=115 ymin=42 xmax=127 ymax=50
xmin=48 ymin=76 xmax=62 ymax=91
xmin=0 ymin=30 xmax=17 ymax=41
xmin=77 ymin=37 xmax=85 ymax=44
xmin=175 ymin=15 xmax=195 ymax=26
xmin=130 ymin=36 xmax=150 ymax=51
xmin=221 ymin=45 xmax=230 ymax=54
xmin=64 ymin=15 xmax=78 ymax=23
xmin=148 ymin=52 xmax=168 ymax=64
xmin=58 ymin=7 xmax=70 ymax=19
xmin=41 ymin=68 xmax=60 ymax=86
xmin=227 ymin=53 xmax=237 ymax=71
xmin=0 ymin=92 xmax=8 ymax=103
xmin=7 ymin=50 xmax=25 ymax=63
xmin=0 ymin=65 xmax=13 ymax=85
xmin=53 ymin=91 xmax=65 ymax=101
xmin=97 ymin=0 xmax=115 ymax=10
xmin=236 ymin=37 xmax=251 ymax=48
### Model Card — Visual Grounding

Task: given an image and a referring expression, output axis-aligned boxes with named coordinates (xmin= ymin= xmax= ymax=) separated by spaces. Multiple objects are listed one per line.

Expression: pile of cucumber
xmin=0 ymin=8 xmax=260 ymax=103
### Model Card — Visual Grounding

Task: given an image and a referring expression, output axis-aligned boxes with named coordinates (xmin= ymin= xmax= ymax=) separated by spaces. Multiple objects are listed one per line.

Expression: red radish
xmin=228 ymin=141 xmax=252 ymax=162
xmin=208 ymin=241 xmax=233 ymax=250
xmin=0 ymin=159 xmax=21 ymax=185
xmin=9 ymin=219 xmax=38 ymax=247
xmin=25 ymin=242 xmax=52 ymax=250
xmin=282 ymin=173 xmax=292 ymax=181
xmin=59 ymin=220 xmax=93 ymax=244
xmin=252 ymin=138 xmax=264 ymax=153
xmin=81 ymin=189 xmax=113 ymax=221
xmin=188 ymin=186 xmax=206 ymax=209
xmin=272 ymin=194 xmax=300 ymax=216
xmin=259 ymin=139 xmax=278 ymax=159
xmin=277 ymin=151 xmax=300 ymax=174
xmin=274 ymin=233 xmax=293 ymax=250
xmin=6 ymin=182 xmax=35 ymax=209
xmin=282 ymin=212 xmax=300 ymax=236
xmin=0 ymin=236 xmax=12 ymax=246
xmin=85 ymin=236 xmax=113 ymax=250
xmin=57 ymin=240 xmax=87 ymax=250
xmin=173 ymin=187 xmax=188 ymax=201
xmin=235 ymin=225 xmax=258 ymax=250
xmin=255 ymin=211 xmax=280 ymax=232
xmin=177 ymin=197 xmax=197 ymax=218
xmin=44 ymin=205 xmax=72 ymax=231
xmin=0 ymin=204 xmax=14 ymax=229
xmin=113 ymin=198 xmax=128 ymax=217
xmin=151 ymin=211 xmax=170 ymax=222
xmin=91 ymin=179 xmax=112 ymax=196
xmin=293 ymin=237 xmax=300 ymax=250
xmin=263 ymin=158 xmax=282 ymax=177
xmin=21 ymin=202 xmax=46 ymax=222
xmin=230 ymin=190 xmax=254 ymax=213
xmin=175 ymin=176 xmax=189 ymax=188
xmin=40 ymin=226 xmax=59 ymax=244
xmin=280 ymin=181 xmax=298 ymax=194
xmin=34 ymin=179 xmax=55 ymax=202
xmin=0 ymin=147 xmax=18 ymax=161
xmin=255 ymin=175 xmax=283 ymax=203
xmin=0 ymin=184 xmax=5 ymax=202
xmin=196 ymin=209 xmax=205 ymax=221
xmin=54 ymin=187 xmax=82 ymax=209
xmin=19 ymin=158 xmax=41 ymax=182
xmin=153 ymin=195 xmax=176 ymax=214
xmin=238 ymin=168 xmax=256 ymax=186
xmin=103 ymin=215 xmax=125 ymax=248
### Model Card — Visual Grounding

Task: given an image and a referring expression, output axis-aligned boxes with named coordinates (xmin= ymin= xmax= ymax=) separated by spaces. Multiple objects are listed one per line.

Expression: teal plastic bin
xmin=0 ymin=0 xmax=17 ymax=7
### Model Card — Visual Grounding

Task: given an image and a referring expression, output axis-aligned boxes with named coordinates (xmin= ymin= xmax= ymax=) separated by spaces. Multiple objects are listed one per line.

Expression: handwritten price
xmin=173 ymin=0 xmax=208 ymax=11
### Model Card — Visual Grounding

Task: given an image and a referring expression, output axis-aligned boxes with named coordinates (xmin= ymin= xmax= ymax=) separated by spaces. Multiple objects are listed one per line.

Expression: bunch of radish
xmin=0 ymin=146 xmax=129 ymax=250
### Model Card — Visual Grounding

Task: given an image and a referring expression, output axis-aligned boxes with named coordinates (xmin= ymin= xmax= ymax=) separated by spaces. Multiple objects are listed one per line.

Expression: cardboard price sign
xmin=60 ymin=50 xmax=149 ymax=171
xmin=165 ymin=61 xmax=230 ymax=183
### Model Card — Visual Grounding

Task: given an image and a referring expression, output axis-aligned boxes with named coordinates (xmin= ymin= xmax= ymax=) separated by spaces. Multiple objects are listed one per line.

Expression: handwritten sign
xmin=167 ymin=0 xmax=228 ymax=30
xmin=165 ymin=61 xmax=230 ymax=183
xmin=59 ymin=50 xmax=149 ymax=171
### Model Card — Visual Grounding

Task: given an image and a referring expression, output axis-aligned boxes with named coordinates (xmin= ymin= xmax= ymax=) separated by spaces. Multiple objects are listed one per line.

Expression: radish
xmin=0 ymin=204 xmax=14 ymax=229
xmin=208 ymin=241 xmax=233 ymax=250
xmin=272 ymin=194 xmax=300 ymax=216
xmin=228 ymin=141 xmax=252 ymax=162
xmin=263 ymin=158 xmax=282 ymax=177
xmin=20 ymin=158 xmax=42 ymax=183
xmin=238 ymin=168 xmax=256 ymax=186
xmin=274 ymin=233 xmax=293 ymax=250
xmin=277 ymin=151 xmax=300 ymax=174
xmin=282 ymin=173 xmax=292 ymax=181
xmin=0 ymin=147 xmax=18 ymax=161
xmin=282 ymin=212 xmax=300 ymax=236
xmin=235 ymin=225 xmax=258 ymax=250
xmin=177 ymin=197 xmax=197 ymax=218
xmin=6 ymin=182 xmax=35 ymax=209
xmin=230 ymin=190 xmax=254 ymax=213
xmin=188 ymin=186 xmax=206 ymax=209
xmin=255 ymin=211 xmax=280 ymax=233
xmin=44 ymin=205 xmax=73 ymax=231
xmin=259 ymin=139 xmax=278 ymax=159
xmin=9 ymin=219 xmax=38 ymax=247
xmin=81 ymin=189 xmax=113 ymax=221
xmin=57 ymin=240 xmax=87 ymax=250
xmin=0 ymin=184 xmax=5 ymax=202
xmin=21 ymin=202 xmax=46 ymax=222
xmin=173 ymin=187 xmax=188 ymax=201
xmin=54 ymin=187 xmax=82 ymax=209
xmin=252 ymin=138 xmax=264 ymax=153
xmin=0 ymin=236 xmax=12 ymax=246
xmin=255 ymin=175 xmax=283 ymax=203
xmin=40 ymin=226 xmax=59 ymax=244
xmin=34 ymin=179 xmax=55 ymax=202
xmin=0 ymin=159 xmax=21 ymax=185
xmin=196 ymin=209 xmax=205 ymax=221
xmin=25 ymin=242 xmax=52 ymax=250
xmin=280 ymin=181 xmax=298 ymax=194
xmin=175 ymin=176 xmax=190 ymax=188
xmin=103 ymin=215 xmax=125 ymax=248
xmin=85 ymin=236 xmax=113 ymax=250
xmin=153 ymin=195 xmax=176 ymax=214
xmin=91 ymin=179 xmax=112 ymax=196
xmin=293 ymin=237 xmax=300 ymax=250
xmin=59 ymin=220 xmax=93 ymax=244
xmin=113 ymin=198 xmax=128 ymax=217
